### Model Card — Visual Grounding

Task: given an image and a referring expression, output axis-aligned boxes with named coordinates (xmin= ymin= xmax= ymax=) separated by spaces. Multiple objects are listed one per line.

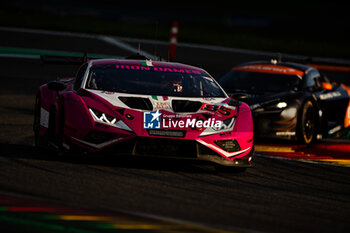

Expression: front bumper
xmin=253 ymin=109 xmax=297 ymax=140
xmin=93 ymin=137 xmax=254 ymax=167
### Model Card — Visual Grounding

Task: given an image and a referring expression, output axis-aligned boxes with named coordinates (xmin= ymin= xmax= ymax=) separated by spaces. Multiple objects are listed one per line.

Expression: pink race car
xmin=33 ymin=57 xmax=254 ymax=168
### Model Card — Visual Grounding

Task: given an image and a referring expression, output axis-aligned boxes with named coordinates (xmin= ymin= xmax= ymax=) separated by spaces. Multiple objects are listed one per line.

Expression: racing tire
xmin=297 ymin=100 xmax=316 ymax=144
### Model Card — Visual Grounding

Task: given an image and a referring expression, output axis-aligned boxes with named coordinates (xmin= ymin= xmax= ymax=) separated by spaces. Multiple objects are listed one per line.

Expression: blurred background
xmin=2 ymin=0 xmax=350 ymax=59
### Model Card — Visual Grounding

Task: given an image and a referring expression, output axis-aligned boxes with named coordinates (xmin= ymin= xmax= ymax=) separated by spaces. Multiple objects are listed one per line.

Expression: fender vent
xmin=119 ymin=97 xmax=153 ymax=111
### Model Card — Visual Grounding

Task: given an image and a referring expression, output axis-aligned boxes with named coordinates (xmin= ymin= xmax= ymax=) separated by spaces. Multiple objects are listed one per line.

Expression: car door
xmin=307 ymin=69 xmax=349 ymax=135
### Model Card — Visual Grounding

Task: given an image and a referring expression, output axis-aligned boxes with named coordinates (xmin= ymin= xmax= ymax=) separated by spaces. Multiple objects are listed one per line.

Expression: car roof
xmin=91 ymin=59 xmax=207 ymax=73
xmin=233 ymin=60 xmax=314 ymax=76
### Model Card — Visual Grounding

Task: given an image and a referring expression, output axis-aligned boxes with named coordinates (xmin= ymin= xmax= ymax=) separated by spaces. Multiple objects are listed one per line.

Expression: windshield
xmin=219 ymin=70 xmax=302 ymax=93
xmin=85 ymin=64 xmax=226 ymax=97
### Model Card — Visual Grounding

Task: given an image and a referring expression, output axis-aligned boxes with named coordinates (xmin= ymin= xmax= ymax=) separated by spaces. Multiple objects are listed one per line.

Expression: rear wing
xmin=280 ymin=55 xmax=350 ymax=73
xmin=284 ymin=55 xmax=350 ymax=85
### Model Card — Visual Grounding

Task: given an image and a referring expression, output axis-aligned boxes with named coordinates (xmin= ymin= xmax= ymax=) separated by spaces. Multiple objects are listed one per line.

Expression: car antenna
xmin=83 ymin=51 xmax=88 ymax=63
xmin=277 ymin=52 xmax=282 ymax=62
xmin=137 ymin=42 xmax=141 ymax=55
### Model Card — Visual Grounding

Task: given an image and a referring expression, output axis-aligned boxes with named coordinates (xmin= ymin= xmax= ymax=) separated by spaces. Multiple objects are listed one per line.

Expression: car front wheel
xmin=298 ymin=100 xmax=316 ymax=144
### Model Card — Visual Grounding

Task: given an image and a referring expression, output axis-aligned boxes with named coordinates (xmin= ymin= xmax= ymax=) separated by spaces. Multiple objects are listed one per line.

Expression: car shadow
xmin=0 ymin=143 xmax=223 ymax=174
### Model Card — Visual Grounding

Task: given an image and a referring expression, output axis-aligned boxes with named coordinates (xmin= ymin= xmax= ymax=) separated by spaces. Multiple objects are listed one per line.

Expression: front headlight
xmin=276 ymin=102 xmax=287 ymax=109
xmin=89 ymin=108 xmax=118 ymax=125
xmin=199 ymin=117 xmax=235 ymax=137
xmin=281 ymin=107 xmax=297 ymax=118
xmin=212 ymin=117 xmax=235 ymax=131
xmin=89 ymin=108 xmax=132 ymax=131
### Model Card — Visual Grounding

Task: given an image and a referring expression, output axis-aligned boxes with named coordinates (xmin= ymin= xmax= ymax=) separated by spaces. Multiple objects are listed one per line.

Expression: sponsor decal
xmin=319 ymin=91 xmax=341 ymax=100
xmin=200 ymin=103 xmax=235 ymax=118
xmin=328 ymin=125 xmax=341 ymax=135
xmin=152 ymin=96 xmax=171 ymax=110
xmin=276 ymin=131 xmax=296 ymax=136
xmin=115 ymin=64 xmax=203 ymax=75
xmin=162 ymin=117 xmax=220 ymax=129
xmin=143 ymin=110 xmax=161 ymax=129
xmin=233 ymin=64 xmax=304 ymax=76
xmin=152 ymin=96 xmax=169 ymax=101
xmin=153 ymin=101 xmax=171 ymax=109
xmin=143 ymin=110 xmax=222 ymax=129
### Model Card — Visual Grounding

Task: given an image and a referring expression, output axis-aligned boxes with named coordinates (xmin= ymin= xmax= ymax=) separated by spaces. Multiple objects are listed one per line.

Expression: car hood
xmin=229 ymin=91 xmax=299 ymax=107
xmin=83 ymin=89 xmax=241 ymax=138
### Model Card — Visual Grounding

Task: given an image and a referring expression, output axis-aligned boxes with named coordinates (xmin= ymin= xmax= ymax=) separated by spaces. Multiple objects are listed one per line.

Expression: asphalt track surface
xmin=0 ymin=28 xmax=350 ymax=233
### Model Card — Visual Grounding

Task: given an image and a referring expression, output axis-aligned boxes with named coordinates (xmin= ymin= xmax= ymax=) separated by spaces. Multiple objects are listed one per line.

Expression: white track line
xmin=115 ymin=36 xmax=350 ymax=65
xmin=116 ymin=36 xmax=279 ymax=57
xmin=98 ymin=36 xmax=158 ymax=60
xmin=1 ymin=26 xmax=350 ymax=65
xmin=0 ymin=26 xmax=96 ymax=39
xmin=0 ymin=54 xmax=39 ymax=59
xmin=0 ymin=26 xmax=156 ymax=59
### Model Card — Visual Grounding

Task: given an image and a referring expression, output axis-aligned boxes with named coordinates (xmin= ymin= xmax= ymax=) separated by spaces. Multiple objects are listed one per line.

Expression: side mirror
xmin=321 ymin=82 xmax=332 ymax=91
xmin=48 ymin=81 xmax=67 ymax=92
xmin=229 ymin=93 xmax=249 ymax=101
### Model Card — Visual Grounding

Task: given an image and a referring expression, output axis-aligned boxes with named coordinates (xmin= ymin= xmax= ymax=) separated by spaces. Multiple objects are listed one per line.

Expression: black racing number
xmin=217 ymin=106 xmax=231 ymax=116
xmin=201 ymin=103 xmax=235 ymax=117
xmin=203 ymin=104 xmax=218 ymax=112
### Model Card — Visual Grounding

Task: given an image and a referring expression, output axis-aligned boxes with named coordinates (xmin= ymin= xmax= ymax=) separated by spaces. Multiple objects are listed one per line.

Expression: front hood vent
xmin=172 ymin=100 xmax=202 ymax=113
xmin=118 ymin=97 xmax=153 ymax=111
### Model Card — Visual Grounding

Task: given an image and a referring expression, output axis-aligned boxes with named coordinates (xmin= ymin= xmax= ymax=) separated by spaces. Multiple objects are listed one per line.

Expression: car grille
xmin=100 ymin=137 xmax=222 ymax=159
xmin=134 ymin=138 xmax=197 ymax=158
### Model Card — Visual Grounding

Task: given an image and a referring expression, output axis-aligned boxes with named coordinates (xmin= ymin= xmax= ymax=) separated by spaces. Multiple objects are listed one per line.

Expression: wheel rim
xmin=303 ymin=101 xmax=315 ymax=143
